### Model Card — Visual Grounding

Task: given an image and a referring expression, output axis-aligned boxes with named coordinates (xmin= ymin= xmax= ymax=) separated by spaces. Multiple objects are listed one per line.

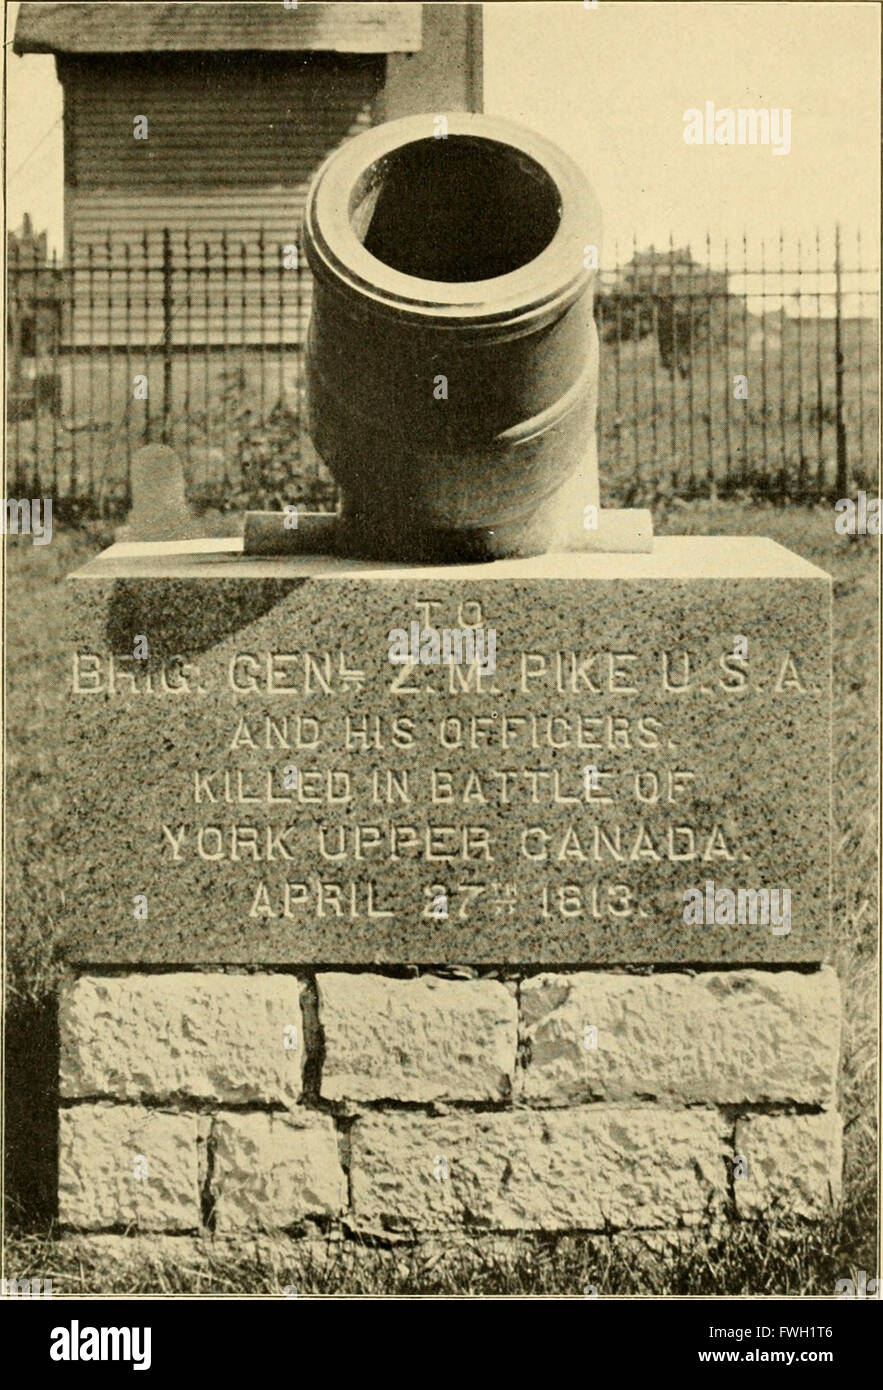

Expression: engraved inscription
xmin=71 ymin=624 xmax=818 ymax=941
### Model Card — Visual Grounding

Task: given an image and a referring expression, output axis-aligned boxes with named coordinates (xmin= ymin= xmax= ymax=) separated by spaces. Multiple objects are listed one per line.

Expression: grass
xmin=3 ymin=500 xmax=878 ymax=1295
xmin=3 ymin=1217 xmax=877 ymax=1297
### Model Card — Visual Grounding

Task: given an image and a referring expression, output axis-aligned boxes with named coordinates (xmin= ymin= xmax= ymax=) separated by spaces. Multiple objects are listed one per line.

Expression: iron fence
xmin=6 ymin=226 xmax=879 ymax=518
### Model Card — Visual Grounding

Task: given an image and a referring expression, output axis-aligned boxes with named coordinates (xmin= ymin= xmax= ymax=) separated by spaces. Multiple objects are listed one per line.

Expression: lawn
xmin=3 ymin=500 xmax=878 ymax=1295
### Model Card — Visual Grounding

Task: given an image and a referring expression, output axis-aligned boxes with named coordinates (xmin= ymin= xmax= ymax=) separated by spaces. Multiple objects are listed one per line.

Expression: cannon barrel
xmin=303 ymin=113 xmax=601 ymax=561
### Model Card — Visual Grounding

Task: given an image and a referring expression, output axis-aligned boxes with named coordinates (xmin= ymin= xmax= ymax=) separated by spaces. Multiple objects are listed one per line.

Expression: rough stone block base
xmin=57 ymin=967 xmax=842 ymax=1237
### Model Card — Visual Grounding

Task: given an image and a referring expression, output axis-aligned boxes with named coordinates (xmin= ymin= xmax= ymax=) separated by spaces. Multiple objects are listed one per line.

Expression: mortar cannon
xmin=301 ymin=112 xmax=602 ymax=561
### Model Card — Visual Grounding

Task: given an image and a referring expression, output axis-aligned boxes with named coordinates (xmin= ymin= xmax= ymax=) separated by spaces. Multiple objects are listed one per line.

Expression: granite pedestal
xmin=58 ymin=535 xmax=840 ymax=1238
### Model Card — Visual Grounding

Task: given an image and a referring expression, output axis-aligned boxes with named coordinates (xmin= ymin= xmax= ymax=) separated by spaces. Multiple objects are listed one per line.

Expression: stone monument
xmin=61 ymin=115 xmax=840 ymax=1254
xmin=120 ymin=444 xmax=195 ymax=542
